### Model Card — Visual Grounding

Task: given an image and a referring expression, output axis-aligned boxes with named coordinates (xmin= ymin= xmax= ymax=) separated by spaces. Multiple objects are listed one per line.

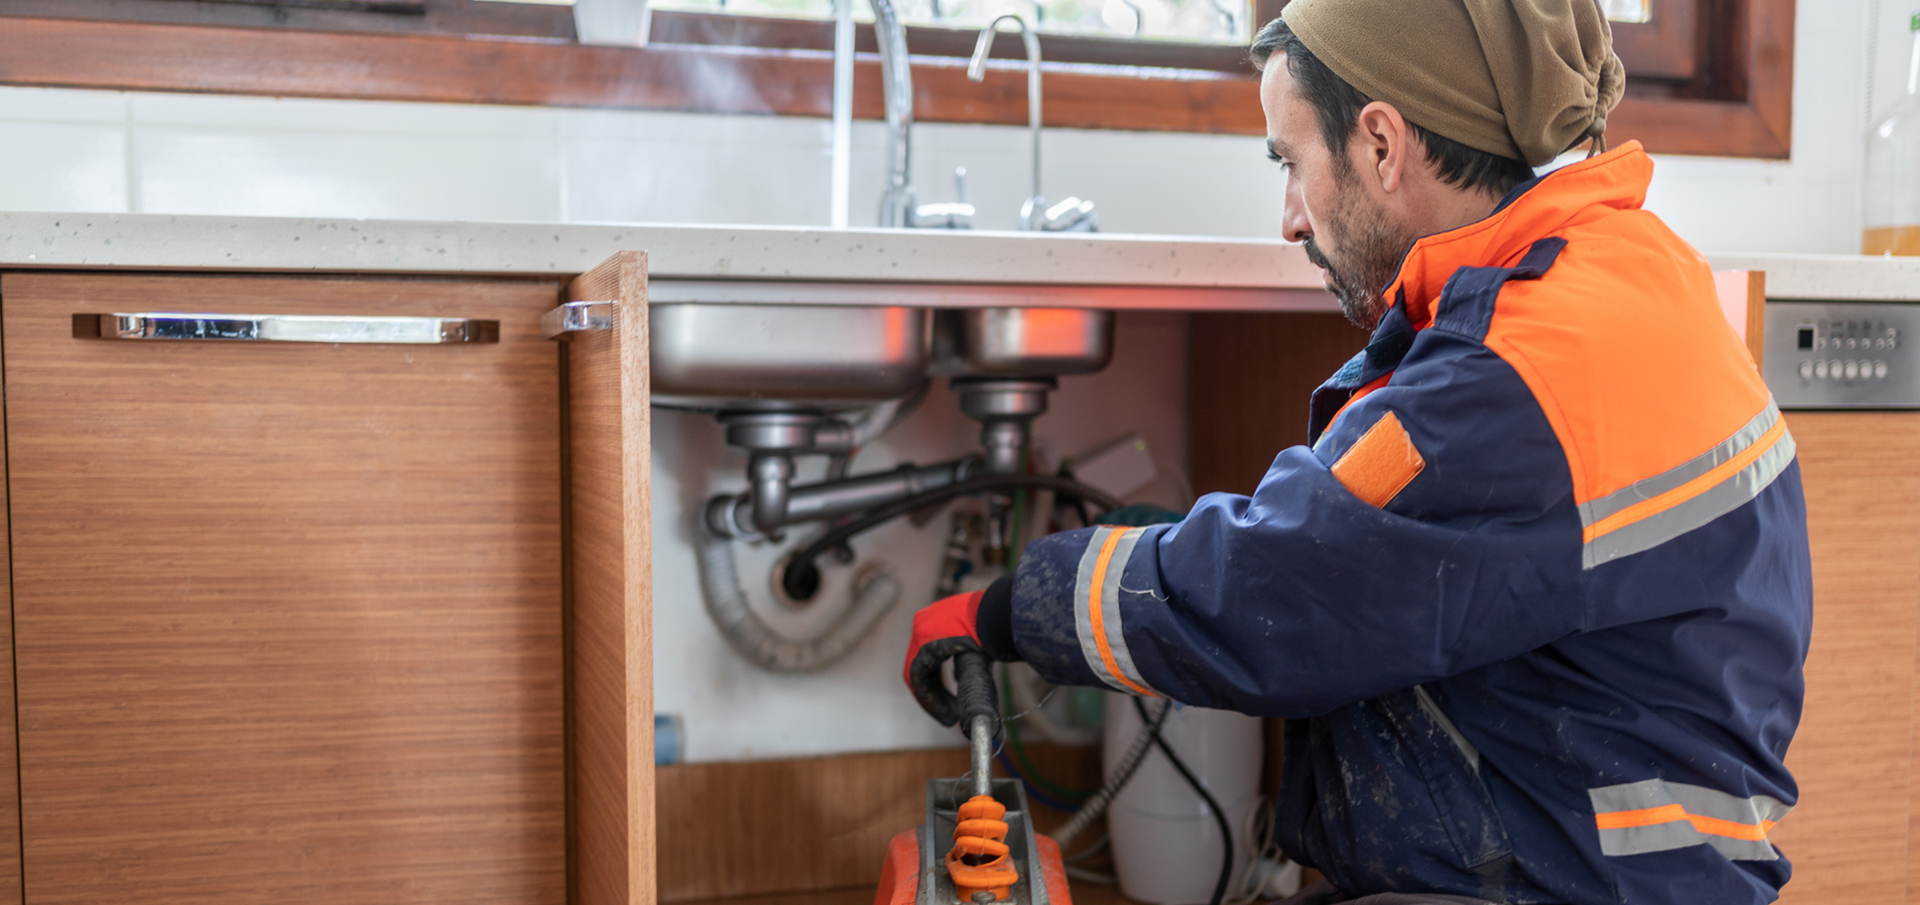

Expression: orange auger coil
xmin=945 ymin=794 xmax=1019 ymax=901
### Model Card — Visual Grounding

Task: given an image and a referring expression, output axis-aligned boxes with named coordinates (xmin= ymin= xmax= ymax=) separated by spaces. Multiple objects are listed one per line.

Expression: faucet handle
xmin=1040 ymin=197 xmax=1097 ymax=232
xmin=910 ymin=166 xmax=976 ymax=229
xmin=913 ymin=202 xmax=975 ymax=229
xmin=1020 ymin=196 xmax=1097 ymax=232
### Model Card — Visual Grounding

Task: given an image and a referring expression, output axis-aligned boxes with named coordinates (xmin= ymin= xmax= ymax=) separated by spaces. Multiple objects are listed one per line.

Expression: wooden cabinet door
xmin=0 ymin=272 xmax=567 ymax=904
xmin=1771 ymin=413 xmax=1920 ymax=904
xmin=558 ymin=253 xmax=655 ymax=905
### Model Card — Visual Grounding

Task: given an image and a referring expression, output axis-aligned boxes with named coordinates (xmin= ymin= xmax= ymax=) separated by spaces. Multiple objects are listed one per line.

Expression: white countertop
xmin=2 ymin=212 xmax=1915 ymax=307
xmin=1706 ymin=253 xmax=1920 ymax=302
xmin=0 ymin=212 xmax=1336 ymax=311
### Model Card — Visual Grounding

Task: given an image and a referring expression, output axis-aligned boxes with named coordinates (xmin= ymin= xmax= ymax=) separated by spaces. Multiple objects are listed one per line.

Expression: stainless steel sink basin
xmin=932 ymin=308 xmax=1113 ymax=377
xmin=650 ymin=303 xmax=929 ymax=410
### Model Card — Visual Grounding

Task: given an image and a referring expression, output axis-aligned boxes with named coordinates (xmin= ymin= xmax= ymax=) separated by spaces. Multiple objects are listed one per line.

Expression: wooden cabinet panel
xmin=0 ymin=354 xmax=22 ymax=905
xmin=1742 ymin=414 xmax=1918 ymax=903
xmin=562 ymin=255 xmax=655 ymax=905
xmin=0 ymin=273 xmax=567 ymax=904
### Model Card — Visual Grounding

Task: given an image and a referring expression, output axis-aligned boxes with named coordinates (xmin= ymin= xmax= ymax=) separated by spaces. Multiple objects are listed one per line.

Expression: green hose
xmin=1001 ymin=664 xmax=1099 ymax=802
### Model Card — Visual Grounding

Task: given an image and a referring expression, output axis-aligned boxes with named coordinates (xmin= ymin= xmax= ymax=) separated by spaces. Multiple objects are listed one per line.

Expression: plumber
xmin=902 ymin=0 xmax=1814 ymax=903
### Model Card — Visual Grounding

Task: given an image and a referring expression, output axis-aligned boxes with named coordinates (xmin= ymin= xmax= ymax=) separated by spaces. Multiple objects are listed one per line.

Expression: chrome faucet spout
xmin=872 ymin=0 xmax=916 ymax=227
xmin=968 ymin=15 xmax=1045 ymax=229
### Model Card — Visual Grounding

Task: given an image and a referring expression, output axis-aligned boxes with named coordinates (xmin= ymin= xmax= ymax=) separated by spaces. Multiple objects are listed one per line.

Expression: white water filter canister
xmin=1103 ymin=693 xmax=1263 ymax=905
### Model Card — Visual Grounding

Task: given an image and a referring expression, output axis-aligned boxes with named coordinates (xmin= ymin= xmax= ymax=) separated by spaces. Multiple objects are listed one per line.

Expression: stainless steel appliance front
xmin=1765 ymin=300 xmax=1920 ymax=409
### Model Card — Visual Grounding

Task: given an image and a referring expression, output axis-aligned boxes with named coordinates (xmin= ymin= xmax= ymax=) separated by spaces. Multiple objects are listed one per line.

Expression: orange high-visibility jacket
xmin=1006 ymin=143 xmax=1811 ymax=904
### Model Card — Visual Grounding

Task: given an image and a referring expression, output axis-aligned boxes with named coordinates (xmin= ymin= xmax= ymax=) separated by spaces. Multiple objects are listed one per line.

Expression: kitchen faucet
xmin=870 ymin=0 xmax=975 ymax=229
xmin=967 ymin=15 xmax=1098 ymax=232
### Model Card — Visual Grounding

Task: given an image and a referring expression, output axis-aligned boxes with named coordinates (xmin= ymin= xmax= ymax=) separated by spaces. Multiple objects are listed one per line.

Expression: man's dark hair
xmin=1250 ymin=18 xmax=1534 ymax=197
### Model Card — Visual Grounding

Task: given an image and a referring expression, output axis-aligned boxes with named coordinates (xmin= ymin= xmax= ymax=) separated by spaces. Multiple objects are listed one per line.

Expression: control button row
xmin=1799 ymin=359 xmax=1889 ymax=381
xmin=1813 ymin=336 xmax=1901 ymax=350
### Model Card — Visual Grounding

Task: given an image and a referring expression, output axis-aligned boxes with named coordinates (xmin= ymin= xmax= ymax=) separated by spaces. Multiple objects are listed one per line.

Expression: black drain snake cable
xmin=779 ymin=473 xmax=1123 ymax=601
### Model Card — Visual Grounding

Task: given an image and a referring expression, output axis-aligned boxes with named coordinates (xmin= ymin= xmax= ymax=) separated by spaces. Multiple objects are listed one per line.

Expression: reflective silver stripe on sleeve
xmin=1581 ymin=400 xmax=1795 ymax=569
xmin=1579 ymin=402 xmax=1782 ymax=527
xmin=1099 ymin=527 xmax=1157 ymax=697
xmin=1072 ymin=526 xmax=1128 ymax=692
xmin=1588 ymin=778 xmax=1791 ymax=861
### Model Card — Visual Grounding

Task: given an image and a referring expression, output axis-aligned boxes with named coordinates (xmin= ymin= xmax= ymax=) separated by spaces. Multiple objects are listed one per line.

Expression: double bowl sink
xmin=650 ymin=300 xmax=1114 ymax=410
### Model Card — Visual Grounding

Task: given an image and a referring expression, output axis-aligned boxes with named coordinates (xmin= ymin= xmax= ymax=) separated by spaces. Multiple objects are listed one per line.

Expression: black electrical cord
xmin=781 ymin=472 xmax=1124 ymax=601
xmin=1133 ymin=696 xmax=1233 ymax=905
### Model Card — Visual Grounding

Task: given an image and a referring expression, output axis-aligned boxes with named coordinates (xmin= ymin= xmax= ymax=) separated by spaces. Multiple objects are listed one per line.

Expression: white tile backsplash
xmin=1040 ymin=126 xmax=1283 ymax=237
xmin=0 ymin=85 xmax=1294 ymax=235
xmin=134 ymin=126 xmax=565 ymax=220
xmin=562 ymin=108 xmax=835 ymax=225
xmin=0 ymin=121 xmax=129 ymax=213
xmin=0 ymin=86 xmax=127 ymax=123
xmin=127 ymin=93 xmax=565 ymax=220
xmin=127 ymin=91 xmax=564 ymax=136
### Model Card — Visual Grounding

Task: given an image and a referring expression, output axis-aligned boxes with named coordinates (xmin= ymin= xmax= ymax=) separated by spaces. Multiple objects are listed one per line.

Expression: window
xmin=644 ymin=0 xmax=1251 ymax=45
xmin=1600 ymin=0 xmax=1652 ymax=24
xmin=0 ymin=0 xmax=1794 ymax=158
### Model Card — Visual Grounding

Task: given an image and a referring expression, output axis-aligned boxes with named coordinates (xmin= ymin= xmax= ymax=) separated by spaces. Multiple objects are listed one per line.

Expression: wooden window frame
xmin=0 ymin=0 xmax=1791 ymax=157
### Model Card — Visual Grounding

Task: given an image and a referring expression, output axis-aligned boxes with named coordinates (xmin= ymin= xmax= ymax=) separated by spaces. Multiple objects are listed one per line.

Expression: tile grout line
xmin=123 ymin=93 xmax=142 ymax=215
xmin=558 ymin=111 xmax=572 ymax=225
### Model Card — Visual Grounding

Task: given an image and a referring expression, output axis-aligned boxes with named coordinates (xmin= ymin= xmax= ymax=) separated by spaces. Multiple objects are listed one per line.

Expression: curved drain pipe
xmin=695 ymin=519 xmax=903 ymax=673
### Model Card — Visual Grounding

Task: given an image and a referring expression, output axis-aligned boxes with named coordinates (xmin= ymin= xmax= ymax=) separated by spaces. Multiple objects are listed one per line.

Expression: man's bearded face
xmin=1300 ymin=158 xmax=1416 ymax=331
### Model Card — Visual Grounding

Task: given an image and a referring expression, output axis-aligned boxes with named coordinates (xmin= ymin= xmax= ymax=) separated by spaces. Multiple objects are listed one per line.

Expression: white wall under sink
xmin=0 ymin=0 xmax=1892 ymax=759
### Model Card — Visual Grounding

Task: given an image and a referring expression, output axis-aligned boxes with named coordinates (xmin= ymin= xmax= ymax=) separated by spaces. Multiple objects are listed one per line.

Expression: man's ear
xmin=1352 ymin=101 xmax=1413 ymax=194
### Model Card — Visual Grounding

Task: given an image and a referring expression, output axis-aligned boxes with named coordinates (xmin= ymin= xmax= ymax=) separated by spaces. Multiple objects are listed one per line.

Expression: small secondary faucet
xmin=967 ymin=16 xmax=1098 ymax=232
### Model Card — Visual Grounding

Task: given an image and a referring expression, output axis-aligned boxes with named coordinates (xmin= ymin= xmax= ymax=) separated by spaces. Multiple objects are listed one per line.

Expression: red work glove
xmin=904 ymin=577 xmax=1018 ymax=726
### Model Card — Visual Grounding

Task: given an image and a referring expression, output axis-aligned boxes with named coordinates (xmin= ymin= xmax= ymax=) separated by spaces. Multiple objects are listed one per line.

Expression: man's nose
xmin=1281 ymin=174 xmax=1311 ymax=245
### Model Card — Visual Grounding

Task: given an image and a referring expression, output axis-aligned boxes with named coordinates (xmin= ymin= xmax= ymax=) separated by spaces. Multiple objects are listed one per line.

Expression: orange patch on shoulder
xmin=1331 ymin=411 xmax=1425 ymax=508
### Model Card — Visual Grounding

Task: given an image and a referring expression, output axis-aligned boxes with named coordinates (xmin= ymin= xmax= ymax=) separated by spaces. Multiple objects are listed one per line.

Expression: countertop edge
xmin=4 ymin=213 xmax=1915 ymax=304
xmin=0 ymin=211 xmax=1325 ymax=292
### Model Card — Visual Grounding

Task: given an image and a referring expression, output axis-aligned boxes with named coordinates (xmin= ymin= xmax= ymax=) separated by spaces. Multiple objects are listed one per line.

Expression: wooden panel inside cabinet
xmin=562 ymin=253 xmax=655 ymax=905
xmin=1771 ymin=413 xmax=1919 ymax=904
xmin=1188 ymin=311 xmax=1369 ymax=496
xmin=655 ymin=745 xmax=1099 ymax=902
xmin=0 ymin=272 xmax=567 ymax=904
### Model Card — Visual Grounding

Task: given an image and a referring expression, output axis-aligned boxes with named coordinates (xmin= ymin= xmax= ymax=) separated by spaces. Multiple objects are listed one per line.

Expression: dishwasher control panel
xmin=1766 ymin=301 xmax=1920 ymax=409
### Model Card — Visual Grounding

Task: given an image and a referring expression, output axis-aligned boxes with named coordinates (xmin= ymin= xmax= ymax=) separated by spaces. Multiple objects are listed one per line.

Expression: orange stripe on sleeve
xmin=1594 ymin=804 xmax=1689 ymax=830
xmin=1085 ymin=529 xmax=1154 ymax=697
xmin=1594 ymin=805 xmax=1776 ymax=841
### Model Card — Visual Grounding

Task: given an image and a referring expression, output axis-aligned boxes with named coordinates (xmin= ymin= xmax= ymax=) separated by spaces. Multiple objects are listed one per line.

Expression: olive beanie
xmin=1279 ymin=0 xmax=1628 ymax=166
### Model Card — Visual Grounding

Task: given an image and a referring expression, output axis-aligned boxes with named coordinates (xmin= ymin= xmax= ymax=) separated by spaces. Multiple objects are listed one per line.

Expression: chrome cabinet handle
xmin=73 ymin=312 xmax=500 ymax=344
